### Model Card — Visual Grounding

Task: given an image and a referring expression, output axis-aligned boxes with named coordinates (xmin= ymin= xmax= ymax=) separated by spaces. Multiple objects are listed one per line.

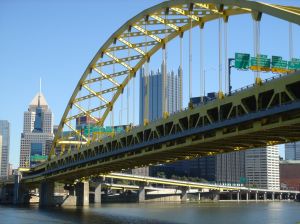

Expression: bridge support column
xmin=39 ymin=181 xmax=55 ymax=206
xmin=263 ymin=192 xmax=267 ymax=201
xmin=0 ymin=186 xmax=4 ymax=201
xmin=211 ymin=190 xmax=220 ymax=201
xmin=138 ymin=184 xmax=146 ymax=202
xmin=13 ymin=174 xmax=29 ymax=205
xmin=237 ymin=191 xmax=240 ymax=201
xmin=180 ymin=187 xmax=188 ymax=202
xmin=75 ymin=181 xmax=89 ymax=206
xmin=279 ymin=193 xmax=282 ymax=200
xmin=246 ymin=192 xmax=249 ymax=201
xmin=94 ymin=184 xmax=101 ymax=204
xmin=255 ymin=192 xmax=258 ymax=201
xmin=198 ymin=192 xmax=201 ymax=201
xmin=272 ymin=192 xmax=275 ymax=201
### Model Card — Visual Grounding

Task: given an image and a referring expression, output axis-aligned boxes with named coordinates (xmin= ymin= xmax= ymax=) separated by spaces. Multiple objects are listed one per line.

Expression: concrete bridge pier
xmin=211 ymin=190 xmax=220 ymax=201
xmin=39 ymin=181 xmax=55 ymax=206
xmin=0 ymin=186 xmax=5 ymax=201
xmin=13 ymin=174 xmax=30 ymax=205
xmin=75 ymin=181 xmax=89 ymax=206
xmin=94 ymin=183 xmax=101 ymax=204
xmin=138 ymin=184 xmax=146 ymax=202
xmin=180 ymin=187 xmax=188 ymax=202
xmin=246 ymin=192 xmax=249 ymax=201
xmin=255 ymin=191 xmax=258 ymax=201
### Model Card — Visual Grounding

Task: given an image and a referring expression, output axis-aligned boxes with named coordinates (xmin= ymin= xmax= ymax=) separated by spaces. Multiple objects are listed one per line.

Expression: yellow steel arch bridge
xmin=21 ymin=0 xmax=300 ymax=183
xmin=50 ymin=0 xmax=300 ymax=158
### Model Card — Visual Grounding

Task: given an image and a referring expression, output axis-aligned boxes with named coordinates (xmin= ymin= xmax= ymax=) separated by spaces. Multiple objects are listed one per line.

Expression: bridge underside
xmin=24 ymin=72 xmax=300 ymax=184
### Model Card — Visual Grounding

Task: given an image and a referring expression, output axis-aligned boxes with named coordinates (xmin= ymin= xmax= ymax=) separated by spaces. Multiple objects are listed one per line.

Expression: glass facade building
xmin=285 ymin=141 xmax=300 ymax=160
xmin=0 ymin=120 xmax=10 ymax=176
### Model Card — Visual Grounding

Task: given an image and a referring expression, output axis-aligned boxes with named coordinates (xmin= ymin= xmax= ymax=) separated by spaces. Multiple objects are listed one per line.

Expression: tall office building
xmin=136 ymin=64 xmax=182 ymax=176
xmin=285 ymin=142 xmax=300 ymax=160
xmin=0 ymin=120 xmax=10 ymax=176
xmin=0 ymin=136 xmax=2 ymax=175
xmin=19 ymin=91 xmax=54 ymax=168
xmin=189 ymin=156 xmax=216 ymax=181
xmin=139 ymin=63 xmax=182 ymax=124
xmin=245 ymin=146 xmax=280 ymax=190
xmin=216 ymin=151 xmax=246 ymax=184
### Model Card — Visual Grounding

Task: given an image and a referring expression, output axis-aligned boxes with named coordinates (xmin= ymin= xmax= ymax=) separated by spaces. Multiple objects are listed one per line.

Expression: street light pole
xmin=228 ymin=58 xmax=235 ymax=95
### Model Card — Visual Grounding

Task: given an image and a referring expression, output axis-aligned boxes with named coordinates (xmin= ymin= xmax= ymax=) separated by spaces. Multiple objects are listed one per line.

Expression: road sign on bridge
xmin=234 ymin=53 xmax=250 ymax=69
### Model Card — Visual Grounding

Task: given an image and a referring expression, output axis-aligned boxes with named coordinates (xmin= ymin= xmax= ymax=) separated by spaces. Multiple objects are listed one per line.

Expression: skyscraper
xmin=135 ymin=64 xmax=182 ymax=177
xmin=285 ymin=141 xmax=300 ymax=160
xmin=0 ymin=120 xmax=10 ymax=176
xmin=216 ymin=151 xmax=246 ymax=185
xmin=20 ymin=91 xmax=54 ymax=168
xmin=245 ymin=146 xmax=280 ymax=190
xmin=139 ymin=63 xmax=182 ymax=124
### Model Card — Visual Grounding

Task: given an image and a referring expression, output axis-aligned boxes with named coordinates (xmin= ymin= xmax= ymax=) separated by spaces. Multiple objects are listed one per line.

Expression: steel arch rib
xmin=50 ymin=0 xmax=300 ymax=159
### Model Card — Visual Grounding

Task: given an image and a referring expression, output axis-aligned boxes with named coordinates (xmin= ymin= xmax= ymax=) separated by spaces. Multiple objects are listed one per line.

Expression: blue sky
xmin=0 ymin=0 xmax=299 ymax=168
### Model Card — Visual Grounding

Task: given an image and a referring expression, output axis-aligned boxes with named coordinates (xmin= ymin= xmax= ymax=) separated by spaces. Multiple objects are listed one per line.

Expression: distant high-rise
xmin=216 ymin=151 xmax=246 ymax=184
xmin=20 ymin=90 xmax=54 ymax=168
xmin=285 ymin=142 xmax=300 ymax=160
xmin=245 ymin=146 xmax=280 ymax=190
xmin=139 ymin=63 xmax=182 ymax=124
xmin=136 ymin=64 xmax=182 ymax=176
xmin=0 ymin=120 xmax=10 ymax=176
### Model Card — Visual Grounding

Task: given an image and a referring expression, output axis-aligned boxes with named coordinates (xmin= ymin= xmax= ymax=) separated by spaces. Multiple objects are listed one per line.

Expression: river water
xmin=0 ymin=202 xmax=299 ymax=224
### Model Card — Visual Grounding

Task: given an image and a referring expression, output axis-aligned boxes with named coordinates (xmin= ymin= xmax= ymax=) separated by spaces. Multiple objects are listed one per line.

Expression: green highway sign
xmin=288 ymin=60 xmax=300 ymax=70
xmin=256 ymin=54 xmax=268 ymax=59
xmin=240 ymin=177 xmax=247 ymax=184
xmin=272 ymin=60 xmax=287 ymax=69
xmin=234 ymin=53 xmax=250 ymax=69
xmin=84 ymin=125 xmax=124 ymax=136
xmin=272 ymin=56 xmax=282 ymax=61
xmin=250 ymin=57 xmax=271 ymax=68
xmin=30 ymin=155 xmax=48 ymax=162
xmin=233 ymin=53 xmax=299 ymax=72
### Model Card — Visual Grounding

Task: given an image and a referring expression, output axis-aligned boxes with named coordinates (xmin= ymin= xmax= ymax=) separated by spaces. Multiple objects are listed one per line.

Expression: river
xmin=0 ymin=202 xmax=299 ymax=224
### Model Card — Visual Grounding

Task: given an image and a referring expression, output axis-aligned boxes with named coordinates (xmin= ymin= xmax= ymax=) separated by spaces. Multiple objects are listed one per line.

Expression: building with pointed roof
xmin=19 ymin=89 xmax=54 ymax=168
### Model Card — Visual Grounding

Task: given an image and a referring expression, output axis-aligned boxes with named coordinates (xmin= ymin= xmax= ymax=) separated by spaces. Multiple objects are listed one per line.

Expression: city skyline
xmin=0 ymin=0 xmax=300 ymax=168
xmin=0 ymin=1 xmax=299 ymax=222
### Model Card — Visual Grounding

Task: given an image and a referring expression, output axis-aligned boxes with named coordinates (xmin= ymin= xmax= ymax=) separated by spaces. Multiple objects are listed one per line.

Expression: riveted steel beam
xmin=73 ymin=103 xmax=100 ymax=123
xmin=104 ymin=52 xmax=133 ymax=70
xmin=64 ymin=122 xmax=88 ymax=142
xmin=150 ymin=14 xmax=180 ymax=31
xmin=83 ymin=70 xmax=129 ymax=85
xmin=74 ymin=87 xmax=118 ymax=103
xmin=118 ymin=37 xmax=146 ymax=55
xmin=92 ymin=67 xmax=120 ymax=87
xmin=132 ymin=25 xmax=162 ymax=42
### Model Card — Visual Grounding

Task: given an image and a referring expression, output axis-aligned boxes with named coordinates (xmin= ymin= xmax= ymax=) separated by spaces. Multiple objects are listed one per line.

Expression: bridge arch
xmin=50 ymin=0 xmax=300 ymax=159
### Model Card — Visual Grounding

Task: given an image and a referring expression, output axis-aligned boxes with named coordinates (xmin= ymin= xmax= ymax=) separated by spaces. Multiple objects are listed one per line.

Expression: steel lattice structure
xmin=50 ymin=0 xmax=300 ymax=160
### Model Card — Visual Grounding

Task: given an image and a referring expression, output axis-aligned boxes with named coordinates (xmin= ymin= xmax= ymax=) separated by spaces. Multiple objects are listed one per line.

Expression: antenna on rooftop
xmin=40 ymin=77 xmax=42 ymax=95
